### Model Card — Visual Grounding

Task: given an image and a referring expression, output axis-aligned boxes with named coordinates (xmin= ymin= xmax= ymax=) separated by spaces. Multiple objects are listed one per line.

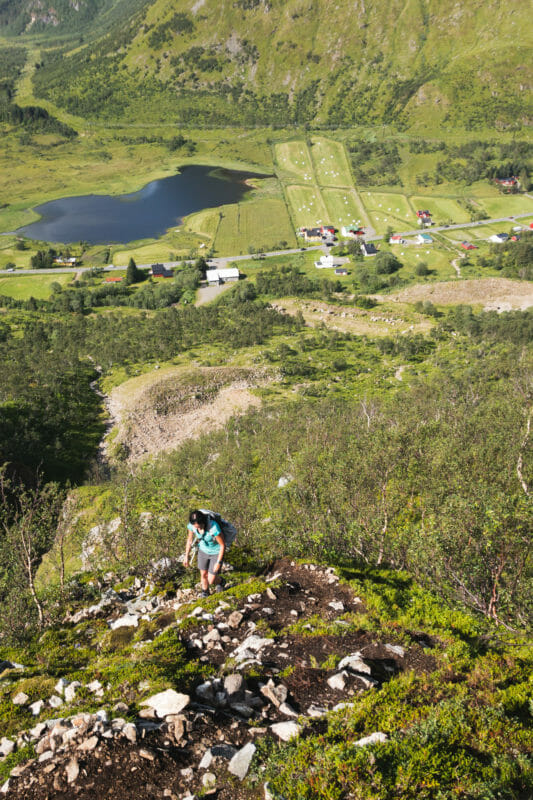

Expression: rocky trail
xmin=1 ymin=560 xmax=438 ymax=800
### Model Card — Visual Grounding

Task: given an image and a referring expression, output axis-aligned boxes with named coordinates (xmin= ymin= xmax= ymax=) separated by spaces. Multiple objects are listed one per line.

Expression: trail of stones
xmin=1 ymin=560 xmax=436 ymax=800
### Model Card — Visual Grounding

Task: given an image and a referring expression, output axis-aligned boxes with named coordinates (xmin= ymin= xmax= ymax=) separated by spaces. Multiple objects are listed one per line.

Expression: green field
xmin=213 ymin=197 xmax=296 ymax=254
xmin=0 ymin=272 xmax=75 ymax=299
xmin=478 ymin=194 xmax=533 ymax=218
xmin=286 ymin=184 xmax=329 ymax=228
xmin=310 ymin=137 xmax=353 ymax=187
xmin=322 ymin=188 xmax=367 ymax=229
xmin=363 ymin=191 xmax=414 ymax=231
xmin=410 ymin=196 xmax=471 ymax=224
xmin=274 ymin=141 xmax=314 ymax=182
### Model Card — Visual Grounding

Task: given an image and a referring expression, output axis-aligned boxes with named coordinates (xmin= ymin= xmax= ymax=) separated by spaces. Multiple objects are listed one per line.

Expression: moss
xmin=0 ymin=744 xmax=36 ymax=783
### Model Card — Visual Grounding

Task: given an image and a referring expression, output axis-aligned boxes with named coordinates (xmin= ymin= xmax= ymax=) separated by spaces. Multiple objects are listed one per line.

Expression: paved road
xmin=5 ymin=212 xmax=532 ymax=276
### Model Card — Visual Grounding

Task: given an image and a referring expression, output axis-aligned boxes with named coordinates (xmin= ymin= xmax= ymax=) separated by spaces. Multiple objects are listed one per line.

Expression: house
xmin=494 ymin=177 xmax=517 ymax=187
xmin=341 ymin=226 xmax=365 ymax=238
xmin=314 ymin=254 xmax=335 ymax=269
xmin=301 ymin=227 xmax=322 ymax=242
xmin=105 ymin=276 xmax=122 ymax=283
xmin=389 ymin=235 xmax=405 ymax=244
xmin=320 ymin=225 xmax=335 ymax=236
xmin=361 ymin=242 xmax=378 ymax=257
xmin=151 ymin=263 xmax=174 ymax=278
xmin=510 ymin=235 xmax=521 ymax=242
xmin=460 ymin=242 xmax=477 ymax=250
xmin=416 ymin=210 xmax=432 ymax=225
xmin=206 ymin=267 xmax=240 ymax=285
xmin=489 ymin=233 xmax=509 ymax=244
xmin=417 ymin=233 xmax=433 ymax=244
xmin=335 ymin=267 xmax=348 ymax=276
xmin=54 ymin=256 xmax=79 ymax=266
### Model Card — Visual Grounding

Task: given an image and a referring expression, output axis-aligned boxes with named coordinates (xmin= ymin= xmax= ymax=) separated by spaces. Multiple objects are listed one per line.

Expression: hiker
xmin=184 ymin=509 xmax=226 ymax=598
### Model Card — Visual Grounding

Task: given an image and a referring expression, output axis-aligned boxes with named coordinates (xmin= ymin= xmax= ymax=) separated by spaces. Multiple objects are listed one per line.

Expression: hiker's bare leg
xmin=199 ymin=570 xmax=209 ymax=591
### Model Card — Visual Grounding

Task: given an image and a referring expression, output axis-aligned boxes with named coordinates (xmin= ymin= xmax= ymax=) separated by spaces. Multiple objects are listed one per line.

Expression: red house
xmin=460 ymin=242 xmax=477 ymax=250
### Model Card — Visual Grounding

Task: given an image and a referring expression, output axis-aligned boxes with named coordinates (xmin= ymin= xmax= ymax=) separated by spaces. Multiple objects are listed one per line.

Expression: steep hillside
xmin=22 ymin=0 xmax=533 ymax=129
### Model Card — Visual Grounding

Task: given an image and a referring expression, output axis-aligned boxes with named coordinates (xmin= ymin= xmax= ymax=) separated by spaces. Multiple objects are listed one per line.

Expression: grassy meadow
xmin=0 ymin=271 xmax=75 ymax=298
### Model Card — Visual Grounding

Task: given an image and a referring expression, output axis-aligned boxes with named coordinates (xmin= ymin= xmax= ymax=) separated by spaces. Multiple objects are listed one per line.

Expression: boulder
xmin=12 ymin=692 xmax=29 ymax=706
xmin=228 ymin=742 xmax=256 ymax=780
xmin=355 ymin=731 xmax=388 ymax=748
xmin=110 ymin=613 xmax=139 ymax=630
xmin=327 ymin=672 xmax=348 ymax=691
xmin=140 ymin=689 xmax=190 ymax=718
xmin=338 ymin=653 xmax=372 ymax=675
xmin=270 ymin=722 xmax=301 ymax=742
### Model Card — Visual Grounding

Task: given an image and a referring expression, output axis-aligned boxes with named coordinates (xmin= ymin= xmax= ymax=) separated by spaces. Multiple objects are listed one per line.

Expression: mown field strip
xmin=274 ymin=141 xmax=314 ymax=182
xmin=322 ymin=188 xmax=367 ymax=229
xmin=285 ymin=184 xmax=330 ymax=229
xmin=479 ymin=194 xmax=533 ymax=217
xmin=0 ymin=272 xmax=74 ymax=299
xmin=310 ymin=137 xmax=353 ymax=187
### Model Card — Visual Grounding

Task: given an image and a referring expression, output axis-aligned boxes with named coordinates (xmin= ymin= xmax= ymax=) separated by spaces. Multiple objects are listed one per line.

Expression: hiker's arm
xmin=183 ymin=530 xmax=194 ymax=568
xmin=213 ymin=534 xmax=225 ymax=571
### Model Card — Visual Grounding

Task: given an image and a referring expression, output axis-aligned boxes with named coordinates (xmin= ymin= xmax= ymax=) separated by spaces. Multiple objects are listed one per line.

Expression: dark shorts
xmin=198 ymin=550 xmax=222 ymax=575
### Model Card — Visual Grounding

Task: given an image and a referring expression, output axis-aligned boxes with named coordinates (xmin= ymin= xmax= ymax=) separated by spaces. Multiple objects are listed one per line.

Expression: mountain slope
xmin=21 ymin=0 xmax=533 ymax=129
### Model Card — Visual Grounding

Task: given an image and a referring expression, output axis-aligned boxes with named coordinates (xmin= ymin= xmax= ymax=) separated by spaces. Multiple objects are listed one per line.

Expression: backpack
xmin=200 ymin=509 xmax=238 ymax=550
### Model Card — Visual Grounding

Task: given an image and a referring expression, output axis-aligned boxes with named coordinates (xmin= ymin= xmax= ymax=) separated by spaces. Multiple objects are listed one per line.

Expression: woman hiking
xmin=184 ymin=509 xmax=226 ymax=598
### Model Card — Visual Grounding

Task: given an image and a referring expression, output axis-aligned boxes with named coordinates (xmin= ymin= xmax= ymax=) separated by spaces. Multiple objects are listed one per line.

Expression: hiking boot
xmin=215 ymin=577 xmax=226 ymax=593
xmin=200 ymin=589 xmax=209 ymax=598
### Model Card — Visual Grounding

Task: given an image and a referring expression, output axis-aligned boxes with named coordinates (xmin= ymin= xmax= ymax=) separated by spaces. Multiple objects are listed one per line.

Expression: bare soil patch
xmin=272 ymin=299 xmax=430 ymax=336
xmin=381 ymin=277 xmax=533 ymax=310
xmin=105 ymin=366 xmax=272 ymax=464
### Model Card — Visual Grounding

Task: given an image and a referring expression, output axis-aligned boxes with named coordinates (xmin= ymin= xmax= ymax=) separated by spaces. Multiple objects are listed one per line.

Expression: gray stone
xmin=198 ymin=750 xmax=213 ymax=770
xmin=327 ymin=672 xmax=348 ymax=691
xmin=64 ymin=682 xmax=81 ymax=703
xmin=279 ymin=702 xmax=298 ymax=718
xmin=48 ymin=695 xmax=64 ymax=709
xmin=38 ymin=750 xmax=54 ymax=762
xmin=12 ymin=692 xmax=28 ymax=706
xmin=228 ymin=742 xmax=256 ymax=780
xmin=87 ymin=680 xmax=103 ymax=693
xmin=29 ymin=700 xmax=44 ymax=716
xmin=228 ymin=611 xmax=244 ymax=628
xmin=195 ymin=682 xmax=215 ymax=703
xmin=0 ymin=738 xmax=14 ymax=758
xmin=338 ymin=653 xmax=371 ymax=675
xmin=139 ymin=748 xmax=155 ymax=761
xmin=355 ymin=731 xmax=388 ymax=748
xmin=307 ymin=704 xmax=328 ymax=717
xmin=224 ymin=673 xmax=244 ymax=700
xmin=202 ymin=772 xmax=216 ymax=791
xmin=77 ymin=735 xmax=99 ymax=752
xmin=65 ymin=758 xmax=79 ymax=784
xmin=54 ymin=678 xmax=69 ymax=696
xmin=122 ymin=723 xmax=137 ymax=743
xmin=229 ymin=702 xmax=254 ymax=718
xmin=110 ymin=613 xmax=139 ymax=630
xmin=203 ymin=629 xmax=221 ymax=643
xmin=385 ymin=644 xmax=405 ymax=658
xmin=270 ymin=722 xmax=301 ymax=742
xmin=211 ymin=744 xmax=237 ymax=759
xmin=260 ymin=680 xmax=287 ymax=708
xmin=328 ymin=601 xmax=344 ymax=612
xmin=141 ymin=689 xmax=190 ymax=718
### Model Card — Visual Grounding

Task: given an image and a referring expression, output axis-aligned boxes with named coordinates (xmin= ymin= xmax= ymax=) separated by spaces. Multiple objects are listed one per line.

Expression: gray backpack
xmin=200 ymin=509 xmax=238 ymax=549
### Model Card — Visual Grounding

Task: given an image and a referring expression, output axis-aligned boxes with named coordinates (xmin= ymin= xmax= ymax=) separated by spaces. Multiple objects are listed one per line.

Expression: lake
xmin=18 ymin=165 xmax=265 ymax=244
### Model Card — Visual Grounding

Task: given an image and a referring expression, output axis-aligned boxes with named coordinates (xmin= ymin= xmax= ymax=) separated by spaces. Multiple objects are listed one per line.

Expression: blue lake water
xmin=18 ymin=165 xmax=264 ymax=244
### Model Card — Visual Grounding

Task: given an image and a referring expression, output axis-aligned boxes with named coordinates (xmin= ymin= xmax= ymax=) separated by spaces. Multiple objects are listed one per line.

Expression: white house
xmin=489 ymin=233 xmax=509 ymax=244
xmin=206 ymin=267 xmax=240 ymax=285
xmin=314 ymin=254 xmax=335 ymax=269
xmin=416 ymin=233 xmax=433 ymax=244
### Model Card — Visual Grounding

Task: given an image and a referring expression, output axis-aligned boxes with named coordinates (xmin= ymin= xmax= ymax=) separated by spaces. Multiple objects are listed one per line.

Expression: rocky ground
xmin=0 ymin=560 xmax=438 ymax=800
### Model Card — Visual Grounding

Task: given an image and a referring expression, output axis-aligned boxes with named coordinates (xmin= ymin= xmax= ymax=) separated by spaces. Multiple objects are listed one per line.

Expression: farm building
xmin=341 ymin=226 xmax=365 ymax=238
xmin=416 ymin=210 xmax=432 ymax=225
xmin=314 ymin=254 xmax=336 ymax=269
xmin=335 ymin=267 xmax=348 ymax=276
xmin=105 ymin=276 xmax=122 ymax=283
xmin=151 ymin=263 xmax=174 ymax=278
xmin=206 ymin=267 xmax=240 ymax=285
xmin=460 ymin=242 xmax=477 ymax=250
